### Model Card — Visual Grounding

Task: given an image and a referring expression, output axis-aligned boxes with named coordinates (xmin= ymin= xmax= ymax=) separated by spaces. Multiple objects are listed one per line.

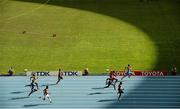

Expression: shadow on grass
xmin=4 ymin=0 xmax=180 ymax=108
xmin=13 ymin=0 xmax=180 ymax=70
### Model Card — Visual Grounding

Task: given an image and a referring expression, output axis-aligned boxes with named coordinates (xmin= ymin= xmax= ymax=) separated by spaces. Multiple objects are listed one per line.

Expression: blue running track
xmin=0 ymin=76 xmax=180 ymax=109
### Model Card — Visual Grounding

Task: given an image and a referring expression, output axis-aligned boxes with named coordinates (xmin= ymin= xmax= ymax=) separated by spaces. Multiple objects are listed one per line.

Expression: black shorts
xmin=118 ymin=90 xmax=124 ymax=93
xmin=58 ymin=77 xmax=63 ymax=79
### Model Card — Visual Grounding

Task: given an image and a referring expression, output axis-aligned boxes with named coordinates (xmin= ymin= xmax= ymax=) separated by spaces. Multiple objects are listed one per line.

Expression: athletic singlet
xmin=58 ymin=72 xmax=63 ymax=78
xmin=118 ymin=85 xmax=121 ymax=91
xmin=127 ymin=66 xmax=132 ymax=74
xmin=44 ymin=89 xmax=48 ymax=95
xmin=111 ymin=75 xmax=116 ymax=79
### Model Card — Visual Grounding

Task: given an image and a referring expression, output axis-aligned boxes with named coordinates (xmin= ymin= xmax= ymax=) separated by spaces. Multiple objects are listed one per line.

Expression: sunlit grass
xmin=1 ymin=0 xmax=179 ymax=74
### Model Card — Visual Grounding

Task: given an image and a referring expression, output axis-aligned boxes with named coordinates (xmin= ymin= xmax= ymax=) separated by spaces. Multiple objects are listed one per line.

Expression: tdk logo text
xmin=27 ymin=71 xmax=82 ymax=76
xmin=31 ymin=72 xmax=50 ymax=76
xmin=63 ymin=71 xmax=78 ymax=76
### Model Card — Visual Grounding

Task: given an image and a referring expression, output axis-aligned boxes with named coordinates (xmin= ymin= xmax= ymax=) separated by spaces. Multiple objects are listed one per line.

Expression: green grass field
xmin=0 ymin=0 xmax=179 ymax=74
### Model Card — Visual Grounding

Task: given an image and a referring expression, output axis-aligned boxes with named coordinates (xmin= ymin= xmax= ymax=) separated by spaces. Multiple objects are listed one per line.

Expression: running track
xmin=0 ymin=76 xmax=180 ymax=109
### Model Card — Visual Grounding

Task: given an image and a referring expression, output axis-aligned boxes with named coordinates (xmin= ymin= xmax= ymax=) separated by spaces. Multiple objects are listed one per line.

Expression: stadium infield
xmin=0 ymin=76 xmax=180 ymax=108
xmin=0 ymin=0 xmax=180 ymax=74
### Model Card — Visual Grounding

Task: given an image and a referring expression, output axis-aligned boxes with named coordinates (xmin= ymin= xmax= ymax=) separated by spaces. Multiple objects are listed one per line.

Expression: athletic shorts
xmin=126 ymin=71 xmax=132 ymax=75
xmin=45 ymin=94 xmax=50 ymax=98
xmin=118 ymin=90 xmax=124 ymax=93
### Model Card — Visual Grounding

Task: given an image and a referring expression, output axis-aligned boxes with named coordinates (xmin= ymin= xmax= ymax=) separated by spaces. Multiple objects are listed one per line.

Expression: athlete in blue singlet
xmin=121 ymin=64 xmax=133 ymax=80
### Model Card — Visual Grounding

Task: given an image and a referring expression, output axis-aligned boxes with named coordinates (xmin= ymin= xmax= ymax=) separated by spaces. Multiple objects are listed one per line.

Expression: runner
xmin=56 ymin=69 xmax=63 ymax=84
xmin=43 ymin=86 xmax=52 ymax=103
xmin=28 ymin=80 xmax=38 ymax=96
xmin=30 ymin=74 xmax=39 ymax=89
xmin=171 ymin=65 xmax=177 ymax=76
xmin=104 ymin=71 xmax=117 ymax=90
xmin=121 ymin=64 xmax=133 ymax=80
xmin=117 ymin=82 xmax=124 ymax=100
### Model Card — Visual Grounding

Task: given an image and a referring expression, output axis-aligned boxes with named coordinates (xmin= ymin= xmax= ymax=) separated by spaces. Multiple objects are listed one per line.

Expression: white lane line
xmin=0 ymin=0 xmax=51 ymax=23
